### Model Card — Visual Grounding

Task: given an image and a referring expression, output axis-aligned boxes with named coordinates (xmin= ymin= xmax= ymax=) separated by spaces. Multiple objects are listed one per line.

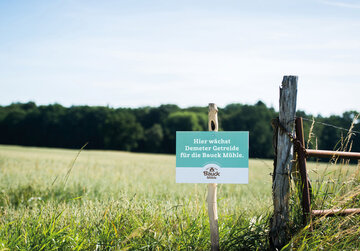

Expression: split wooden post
xmin=295 ymin=117 xmax=312 ymax=225
xmin=208 ymin=103 xmax=219 ymax=251
xmin=270 ymin=76 xmax=297 ymax=250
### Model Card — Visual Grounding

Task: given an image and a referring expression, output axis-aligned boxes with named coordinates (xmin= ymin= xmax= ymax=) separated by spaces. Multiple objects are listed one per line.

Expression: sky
xmin=0 ymin=0 xmax=359 ymax=116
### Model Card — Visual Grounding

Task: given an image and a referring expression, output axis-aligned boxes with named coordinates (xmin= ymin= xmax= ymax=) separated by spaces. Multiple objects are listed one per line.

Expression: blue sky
xmin=0 ymin=0 xmax=359 ymax=116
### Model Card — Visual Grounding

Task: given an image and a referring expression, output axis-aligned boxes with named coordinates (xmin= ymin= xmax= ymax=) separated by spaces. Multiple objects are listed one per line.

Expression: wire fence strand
xmin=301 ymin=117 xmax=360 ymax=135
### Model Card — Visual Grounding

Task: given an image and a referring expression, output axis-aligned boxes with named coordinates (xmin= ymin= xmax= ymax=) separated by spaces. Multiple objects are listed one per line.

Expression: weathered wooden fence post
xmin=208 ymin=103 xmax=219 ymax=251
xmin=270 ymin=76 xmax=297 ymax=249
xmin=295 ymin=117 xmax=312 ymax=226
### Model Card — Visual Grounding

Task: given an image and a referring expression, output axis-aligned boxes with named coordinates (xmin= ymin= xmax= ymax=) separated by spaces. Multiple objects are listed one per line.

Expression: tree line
xmin=0 ymin=101 xmax=359 ymax=158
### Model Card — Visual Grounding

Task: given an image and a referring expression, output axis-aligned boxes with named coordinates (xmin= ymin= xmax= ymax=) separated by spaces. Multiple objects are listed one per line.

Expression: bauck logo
xmin=203 ymin=166 xmax=220 ymax=179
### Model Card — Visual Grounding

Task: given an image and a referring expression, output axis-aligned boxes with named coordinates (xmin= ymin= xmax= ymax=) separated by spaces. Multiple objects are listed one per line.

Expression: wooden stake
xmin=208 ymin=103 xmax=219 ymax=251
xmin=295 ymin=117 xmax=312 ymax=226
xmin=270 ymin=76 xmax=297 ymax=250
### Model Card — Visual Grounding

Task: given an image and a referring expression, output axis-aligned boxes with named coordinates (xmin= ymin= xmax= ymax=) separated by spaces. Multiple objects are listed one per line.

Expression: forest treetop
xmin=0 ymin=101 xmax=359 ymax=158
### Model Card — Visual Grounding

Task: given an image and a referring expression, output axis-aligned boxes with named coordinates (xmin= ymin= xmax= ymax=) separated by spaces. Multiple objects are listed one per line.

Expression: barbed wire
xmin=301 ymin=117 xmax=360 ymax=135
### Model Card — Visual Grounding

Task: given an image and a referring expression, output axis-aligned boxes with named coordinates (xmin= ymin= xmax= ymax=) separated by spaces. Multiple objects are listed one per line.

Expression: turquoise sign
xmin=176 ymin=131 xmax=249 ymax=184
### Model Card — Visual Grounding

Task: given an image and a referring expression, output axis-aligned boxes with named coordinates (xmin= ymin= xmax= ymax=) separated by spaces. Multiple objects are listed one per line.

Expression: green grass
xmin=0 ymin=145 xmax=273 ymax=250
xmin=286 ymin=159 xmax=360 ymax=250
xmin=0 ymin=145 xmax=359 ymax=250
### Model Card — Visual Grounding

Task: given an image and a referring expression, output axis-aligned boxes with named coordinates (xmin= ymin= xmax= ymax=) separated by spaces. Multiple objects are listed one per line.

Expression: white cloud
xmin=320 ymin=0 xmax=360 ymax=9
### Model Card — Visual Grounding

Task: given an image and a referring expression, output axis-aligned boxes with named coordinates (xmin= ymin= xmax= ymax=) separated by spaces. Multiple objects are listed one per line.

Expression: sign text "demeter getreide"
xmin=176 ymin=131 xmax=249 ymax=184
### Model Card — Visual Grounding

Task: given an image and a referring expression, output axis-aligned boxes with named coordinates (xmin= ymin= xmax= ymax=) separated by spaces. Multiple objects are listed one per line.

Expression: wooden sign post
xmin=176 ymin=103 xmax=249 ymax=250
xmin=208 ymin=103 xmax=219 ymax=251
